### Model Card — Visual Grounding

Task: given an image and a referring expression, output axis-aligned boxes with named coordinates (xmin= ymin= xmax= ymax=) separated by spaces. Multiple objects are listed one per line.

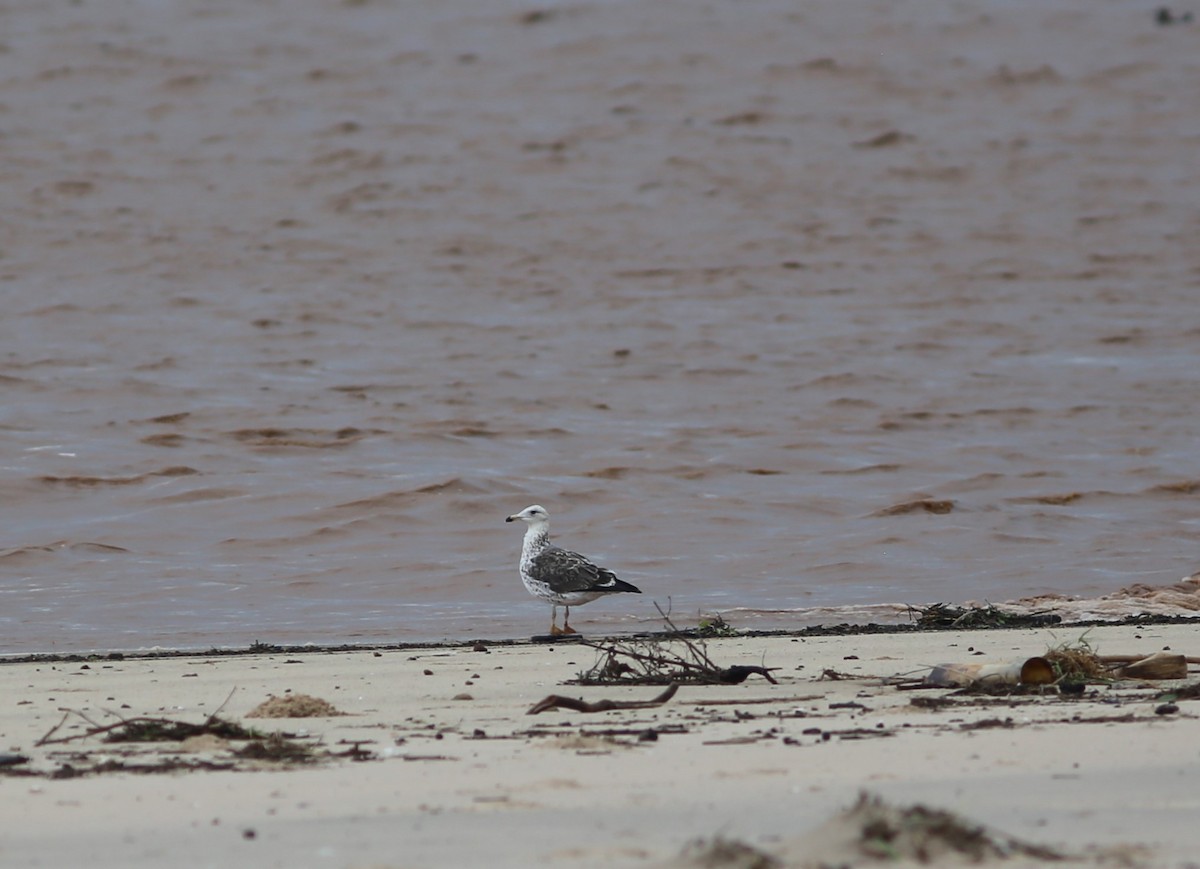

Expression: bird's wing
xmin=529 ymin=546 xmax=623 ymax=593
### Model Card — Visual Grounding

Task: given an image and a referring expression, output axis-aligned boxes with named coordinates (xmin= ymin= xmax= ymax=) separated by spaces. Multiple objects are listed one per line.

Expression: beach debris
xmin=102 ymin=716 xmax=263 ymax=743
xmin=19 ymin=689 xmax=333 ymax=775
xmin=234 ymin=732 xmax=315 ymax=762
xmin=696 ymin=613 xmax=738 ymax=637
xmin=958 ymin=716 xmax=1016 ymax=731
xmin=924 ymin=656 xmax=1055 ymax=689
xmin=36 ymin=689 xmax=263 ymax=747
xmin=908 ymin=602 xmax=1060 ymax=629
xmin=694 ymin=694 xmax=821 ymax=707
xmin=1155 ymin=7 xmax=1194 ymax=25
xmin=719 ymin=665 xmax=779 ymax=684
xmin=20 ymin=707 xmax=327 ymax=776
xmin=818 ymin=668 xmax=861 ymax=681
xmin=32 ymin=708 xmax=327 ymax=764
xmin=1046 ymin=637 xmax=1194 ymax=682
xmin=246 ymin=693 xmax=345 ymax=718
xmin=1043 ymin=638 xmax=1112 ymax=683
xmin=527 ymin=683 xmax=679 ymax=715
xmin=1155 ymin=682 xmax=1200 ymax=702
xmin=45 ymin=757 xmax=236 ymax=778
xmin=576 ymin=638 xmax=777 ymax=685
xmin=1101 ymin=651 xmax=1189 ymax=680
xmin=787 ymin=791 xmax=1065 ymax=865
xmin=574 ymin=603 xmax=777 ymax=685
xmin=923 ymin=636 xmax=1196 ymax=691
xmin=673 ymin=835 xmax=781 ymax=868
xmin=671 ymin=793 xmax=1068 ymax=868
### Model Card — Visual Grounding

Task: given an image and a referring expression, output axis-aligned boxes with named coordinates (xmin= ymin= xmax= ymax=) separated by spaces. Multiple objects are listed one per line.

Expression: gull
xmin=505 ymin=504 xmax=642 ymax=635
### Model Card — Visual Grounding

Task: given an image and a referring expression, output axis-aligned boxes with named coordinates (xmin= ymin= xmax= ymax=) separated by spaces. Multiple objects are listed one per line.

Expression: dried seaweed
xmin=235 ymin=732 xmax=315 ymax=762
xmin=1038 ymin=633 xmax=1119 ymax=685
xmin=695 ymin=614 xmax=739 ymax=638
xmin=32 ymin=689 xmax=313 ymax=765
xmin=36 ymin=689 xmax=260 ymax=747
xmin=1045 ymin=648 xmax=1111 ymax=683
xmin=676 ymin=836 xmax=781 ymax=868
xmin=844 ymin=792 xmax=1065 ymax=862
xmin=103 ymin=717 xmax=263 ymax=743
xmin=908 ymin=603 xmax=1061 ymax=629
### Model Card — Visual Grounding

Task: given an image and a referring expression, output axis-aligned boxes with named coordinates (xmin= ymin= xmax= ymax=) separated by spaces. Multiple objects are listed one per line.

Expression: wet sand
xmin=3 ymin=622 xmax=1199 ymax=867
xmin=2 ymin=0 xmax=1200 ymax=652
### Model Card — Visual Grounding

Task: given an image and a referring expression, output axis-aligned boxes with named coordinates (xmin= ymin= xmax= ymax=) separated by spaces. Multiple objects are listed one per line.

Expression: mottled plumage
xmin=505 ymin=504 xmax=641 ymax=635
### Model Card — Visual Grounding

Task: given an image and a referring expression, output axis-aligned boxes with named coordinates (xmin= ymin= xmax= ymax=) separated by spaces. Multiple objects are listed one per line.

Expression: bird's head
xmin=506 ymin=504 xmax=549 ymax=525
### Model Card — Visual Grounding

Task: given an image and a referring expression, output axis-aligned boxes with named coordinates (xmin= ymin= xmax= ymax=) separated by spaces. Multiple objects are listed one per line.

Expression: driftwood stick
xmin=205 ymin=687 xmax=238 ymax=725
xmin=1097 ymin=654 xmax=1200 ymax=665
xmin=527 ymin=683 xmax=679 ymax=715
xmin=35 ymin=711 xmax=73 ymax=747
xmin=68 ymin=708 xmax=107 ymax=730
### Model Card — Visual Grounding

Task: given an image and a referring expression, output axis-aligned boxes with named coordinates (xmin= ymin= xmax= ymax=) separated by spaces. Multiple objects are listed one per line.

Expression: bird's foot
xmin=561 ymin=624 xmax=578 ymax=635
xmin=550 ymin=625 xmax=566 ymax=636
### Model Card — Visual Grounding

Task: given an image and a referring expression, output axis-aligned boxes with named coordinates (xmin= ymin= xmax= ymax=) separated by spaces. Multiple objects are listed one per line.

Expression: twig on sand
xmin=527 ymin=683 xmax=679 ymax=715
xmin=34 ymin=712 xmax=74 ymax=747
xmin=206 ymin=686 xmax=238 ymax=723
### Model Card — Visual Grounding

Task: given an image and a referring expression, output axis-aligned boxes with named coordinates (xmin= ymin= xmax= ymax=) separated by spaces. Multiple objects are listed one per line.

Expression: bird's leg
xmin=561 ymin=606 xmax=578 ymax=635
xmin=550 ymin=604 xmax=564 ymax=636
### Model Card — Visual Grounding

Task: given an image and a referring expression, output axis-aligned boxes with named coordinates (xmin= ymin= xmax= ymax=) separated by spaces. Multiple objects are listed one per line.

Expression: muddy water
xmin=2 ymin=0 xmax=1198 ymax=653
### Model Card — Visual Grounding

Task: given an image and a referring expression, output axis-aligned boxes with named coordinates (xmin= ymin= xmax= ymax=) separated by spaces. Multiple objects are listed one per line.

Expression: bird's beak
xmin=505 ymin=514 xmax=517 ymax=523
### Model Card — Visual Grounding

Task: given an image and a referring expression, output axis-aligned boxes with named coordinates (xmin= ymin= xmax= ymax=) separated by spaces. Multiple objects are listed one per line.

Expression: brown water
xmin=2 ymin=0 xmax=1198 ymax=653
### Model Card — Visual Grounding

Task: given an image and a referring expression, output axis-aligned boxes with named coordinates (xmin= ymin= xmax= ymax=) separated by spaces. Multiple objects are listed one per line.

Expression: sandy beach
xmin=3 ymin=622 xmax=1199 ymax=867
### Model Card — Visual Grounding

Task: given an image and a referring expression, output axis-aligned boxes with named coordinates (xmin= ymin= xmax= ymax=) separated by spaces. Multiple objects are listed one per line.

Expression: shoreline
xmin=4 ymin=610 xmax=1198 ymax=665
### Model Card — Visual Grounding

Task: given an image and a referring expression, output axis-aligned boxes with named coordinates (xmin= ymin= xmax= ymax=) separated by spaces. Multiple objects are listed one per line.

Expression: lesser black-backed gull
xmin=505 ymin=504 xmax=642 ymax=635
